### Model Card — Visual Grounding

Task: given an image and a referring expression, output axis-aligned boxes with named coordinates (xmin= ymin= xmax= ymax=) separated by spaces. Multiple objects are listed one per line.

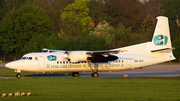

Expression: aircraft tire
xmin=16 ymin=73 xmax=21 ymax=78
xmin=72 ymin=72 xmax=75 ymax=77
xmin=94 ymin=72 xmax=99 ymax=77
xmin=74 ymin=72 xmax=79 ymax=77
xmin=72 ymin=72 xmax=79 ymax=77
xmin=91 ymin=73 xmax=94 ymax=77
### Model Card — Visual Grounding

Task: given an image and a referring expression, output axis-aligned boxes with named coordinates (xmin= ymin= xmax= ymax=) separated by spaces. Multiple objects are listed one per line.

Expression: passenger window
xmin=57 ymin=61 xmax=59 ymax=64
xmin=66 ymin=61 xmax=68 ymax=64
xmin=60 ymin=61 xmax=62 ymax=64
xmin=63 ymin=61 xmax=65 ymax=64
xmin=29 ymin=57 xmax=32 ymax=60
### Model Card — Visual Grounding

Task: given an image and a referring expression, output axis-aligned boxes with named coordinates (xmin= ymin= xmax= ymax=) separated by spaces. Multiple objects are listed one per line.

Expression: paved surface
xmin=0 ymin=63 xmax=180 ymax=78
xmin=84 ymin=65 xmax=180 ymax=77
xmin=0 ymin=63 xmax=5 ymax=68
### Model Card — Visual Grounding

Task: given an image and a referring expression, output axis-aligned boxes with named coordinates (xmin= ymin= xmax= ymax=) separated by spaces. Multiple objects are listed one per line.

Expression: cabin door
xmin=38 ymin=56 xmax=45 ymax=71
xmin=126 ymin=58 xmax=132 ymax=68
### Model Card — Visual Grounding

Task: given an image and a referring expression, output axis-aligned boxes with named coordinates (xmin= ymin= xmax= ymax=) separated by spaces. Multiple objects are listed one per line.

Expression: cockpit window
xmin=21 ymin=57 xmax=32 ymax=60
xmin=21 ymin=57 xmax=26 ymax=60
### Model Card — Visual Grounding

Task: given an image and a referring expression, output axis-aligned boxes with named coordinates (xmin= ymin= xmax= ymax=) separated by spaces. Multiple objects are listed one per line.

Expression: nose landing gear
xmin=15 ymin=70 xmax=21 ymax=78
xmin=16 ymin=73 xmax=21 ymax=78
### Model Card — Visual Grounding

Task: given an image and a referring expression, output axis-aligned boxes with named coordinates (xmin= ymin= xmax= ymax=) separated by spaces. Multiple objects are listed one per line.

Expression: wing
xmin=86 ymin=50 xmax=120 ymax=55
xmin=63 ymin=49 xmax=125 ymax=63
xmin=86 ymin=50 xmax=120 ymax=62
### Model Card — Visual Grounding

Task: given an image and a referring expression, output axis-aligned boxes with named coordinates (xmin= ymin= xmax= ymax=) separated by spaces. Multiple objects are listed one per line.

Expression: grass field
xmin=1 ymin=77 xmax=180 ymax=101
xmin=1 ymin=68 xmax=180 ymax=101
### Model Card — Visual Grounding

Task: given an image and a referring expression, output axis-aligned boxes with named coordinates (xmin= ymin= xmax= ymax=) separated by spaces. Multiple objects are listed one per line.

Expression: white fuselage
xmin=5 ymin=16 xmax=176 ymax=75
xmin=5 ymin=43 xmax=175 ymax=73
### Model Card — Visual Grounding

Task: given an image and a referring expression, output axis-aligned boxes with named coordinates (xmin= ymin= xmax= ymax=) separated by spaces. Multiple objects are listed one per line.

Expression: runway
xmin=1 ymin=63 xmax=180 ymax=78
xmin=81 ymin=65 xmax=180 ymax=77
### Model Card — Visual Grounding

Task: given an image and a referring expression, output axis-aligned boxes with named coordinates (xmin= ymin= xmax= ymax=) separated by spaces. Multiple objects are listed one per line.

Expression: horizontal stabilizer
xmin=151 ymin=48 xmax=175 ymax=53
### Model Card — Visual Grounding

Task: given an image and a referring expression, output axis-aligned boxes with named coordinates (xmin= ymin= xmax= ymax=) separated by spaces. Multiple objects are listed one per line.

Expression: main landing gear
xmin=89 ymin=62 xmax=99 ymax=77
xmin=91 ymin=72 xmax=99 ymax=77
xmin=72 ymin=72 xmax=79 ymax=77
xmin=71 ymin=62 xmax=99 ymax=77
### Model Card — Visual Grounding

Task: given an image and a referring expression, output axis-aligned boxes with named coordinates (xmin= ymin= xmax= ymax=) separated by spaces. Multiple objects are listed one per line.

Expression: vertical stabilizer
xmin=147 ymin=16 xmax=173 ymax=51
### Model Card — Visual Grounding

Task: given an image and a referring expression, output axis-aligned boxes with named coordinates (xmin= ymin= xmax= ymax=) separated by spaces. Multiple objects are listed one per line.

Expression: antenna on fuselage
xmin=42 ymin=48 xmax=50 ymax=53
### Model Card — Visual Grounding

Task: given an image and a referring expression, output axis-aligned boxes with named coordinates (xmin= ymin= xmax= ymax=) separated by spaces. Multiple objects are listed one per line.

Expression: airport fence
xmin=0 ymin=55 xmax=21 ymax=62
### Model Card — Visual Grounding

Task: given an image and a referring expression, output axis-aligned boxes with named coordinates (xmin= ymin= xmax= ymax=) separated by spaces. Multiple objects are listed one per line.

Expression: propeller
xmin=63 ymin=45 xmax=71 ymax=61
xmin=65 ymin=50 xmax=69 ymax=54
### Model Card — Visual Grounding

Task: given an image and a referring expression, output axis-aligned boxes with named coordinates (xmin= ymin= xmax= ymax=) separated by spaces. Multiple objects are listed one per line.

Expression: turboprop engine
xmin=63 ymin=51 xmax=90 ymax=62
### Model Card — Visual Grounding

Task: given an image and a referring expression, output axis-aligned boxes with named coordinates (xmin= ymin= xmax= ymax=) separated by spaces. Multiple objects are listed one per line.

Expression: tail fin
xmin=147 ymin=16 xmax=174 ymax=52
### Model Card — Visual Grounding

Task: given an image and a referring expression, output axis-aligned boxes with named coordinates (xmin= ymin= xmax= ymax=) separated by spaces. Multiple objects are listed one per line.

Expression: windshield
xmin=21 ymin=57 xmax=32 ymax=60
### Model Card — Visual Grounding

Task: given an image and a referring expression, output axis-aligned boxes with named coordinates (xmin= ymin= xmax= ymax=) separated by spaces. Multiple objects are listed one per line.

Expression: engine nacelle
xmin=63 ymin=51 xmax=90 ymax=62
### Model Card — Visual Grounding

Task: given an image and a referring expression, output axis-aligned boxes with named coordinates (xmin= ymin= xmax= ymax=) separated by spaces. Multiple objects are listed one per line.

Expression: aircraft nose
xmin=5 ymin=63 xmax=11 ymax=68
xmin=5 ymin=61 xmax=23 ymax=69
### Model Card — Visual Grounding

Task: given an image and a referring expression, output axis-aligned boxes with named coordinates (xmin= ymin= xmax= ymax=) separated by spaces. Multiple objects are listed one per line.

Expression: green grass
xmin=0 ymin=77 xmax=180 ymax=101
xmin=1 ymin=67 xmax=180 ymax=101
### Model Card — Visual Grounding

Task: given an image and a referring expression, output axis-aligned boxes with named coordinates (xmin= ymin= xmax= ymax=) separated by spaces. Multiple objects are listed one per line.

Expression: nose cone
xmin=5 ymin=61 xmax=23 ymax=69
xmin=5 ymin=63 xmax=11 ymax=68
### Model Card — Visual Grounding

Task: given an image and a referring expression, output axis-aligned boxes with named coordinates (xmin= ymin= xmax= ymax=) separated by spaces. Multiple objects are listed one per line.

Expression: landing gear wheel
xmin=91 ymin=73 xmax=94 ymax=77
xmin=16 ymin=73 xmax=21 ymax=78
xmin=72 ymin=72 xmax=75 ymax=77
xmin=94 ymin=72 xmax=99 ymax=77
xmin=91 ymin=72 xmax=99 ymax=77
xmin=74 ymin=72 xmax=79 ymax=77
xmin=72 ymin=72 xmax=79 ymax=77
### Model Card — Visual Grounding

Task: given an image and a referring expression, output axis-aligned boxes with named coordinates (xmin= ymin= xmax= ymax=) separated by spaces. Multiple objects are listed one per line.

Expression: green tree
xmin=172 ymin=39 xmax=180 ymax=62
xmin=0 ymin=5 xmax=54 ymax=56
xmin=61 ymin=0 xmax=93 ymax=37
xmin=161 ymin=0 xmax=180 ymax=62
xmin=4 ymin=0 xmax=28 ymax=11
xmin=31 ymin=0 xmax=74 ymax=32
xmin=44 ymin=33 xmax=63 ymax=50
xmin=144 ymin=0 xmax=162 ymax=4
xmin=89 ymin=20 xmax=114 ymax=49
xmin=88 ymin=0 xmax=109 ymax=26
xmin=83 ymin=35 xmax=107 ymax=50
xmin=0 ymin=0 xmax=7 ymax=21
xmin=105 ymin=0 xmax=146 ymax=29
xmin=62 ymin=35 xmax=107 ymax=51
xmin=138 ymin=15 xmax=155 ymax=43
xmin=114 ymin=23 xmax=133 ymax=48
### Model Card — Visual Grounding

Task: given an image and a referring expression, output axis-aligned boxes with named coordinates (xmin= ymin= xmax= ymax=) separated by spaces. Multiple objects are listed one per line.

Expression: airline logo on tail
xmin=153 ymin=35 xmax=168 ymax=45
xmin=47 ymin=55 xmax=57 ymax=61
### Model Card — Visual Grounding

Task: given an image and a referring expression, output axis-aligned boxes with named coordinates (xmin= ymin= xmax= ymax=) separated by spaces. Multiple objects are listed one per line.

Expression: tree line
xmin=0 ymin=0 xmax=180 ymax=62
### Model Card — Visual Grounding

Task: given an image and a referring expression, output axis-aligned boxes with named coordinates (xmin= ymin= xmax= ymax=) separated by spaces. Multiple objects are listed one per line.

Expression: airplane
xmin=5 ymin=16 xmax=176 ymax=78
